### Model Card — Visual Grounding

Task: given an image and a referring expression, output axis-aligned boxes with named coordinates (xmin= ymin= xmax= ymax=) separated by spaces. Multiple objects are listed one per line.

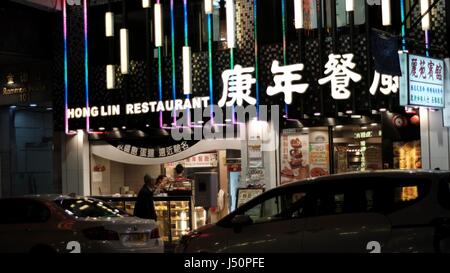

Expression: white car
xmin=177 ymin=170 xmax=450 ymax=253
xmin=0 ymin=195 xmax=163 ymax=253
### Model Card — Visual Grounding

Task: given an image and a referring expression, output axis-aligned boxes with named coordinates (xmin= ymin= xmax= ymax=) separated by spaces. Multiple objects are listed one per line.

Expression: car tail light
xmin=150 ymin=228 xmax=160 ymax=239
xmin=83 ymin=226 xmax=119 ymax=241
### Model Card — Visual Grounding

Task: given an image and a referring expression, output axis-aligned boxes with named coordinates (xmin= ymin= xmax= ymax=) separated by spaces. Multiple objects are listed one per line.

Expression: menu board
xmin=309 ymin=143 xmax=330 ymax=177
xmin=280 ymin=133 xmax=310 ymax=184
xmin=236 ymin=188 xmax=265 ymax=208
xmin=393 ymin=141 xmax=422 ymax=169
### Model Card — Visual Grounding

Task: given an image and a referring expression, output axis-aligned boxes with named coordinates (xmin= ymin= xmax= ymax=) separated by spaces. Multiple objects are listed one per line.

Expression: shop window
xmin=364 ymin=179 xmax=431 ymax=214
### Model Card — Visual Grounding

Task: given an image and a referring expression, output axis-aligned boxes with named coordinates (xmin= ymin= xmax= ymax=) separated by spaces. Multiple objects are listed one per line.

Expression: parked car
xmin=0 ymin=195 xmax=163 ymax=253
xmin=176 ymin=170 xmax=450 ymax=253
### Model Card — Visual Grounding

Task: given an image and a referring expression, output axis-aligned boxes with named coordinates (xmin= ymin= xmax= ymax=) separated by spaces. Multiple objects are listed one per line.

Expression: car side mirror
xmin=231 ymin=214 xmax=253 ymax=227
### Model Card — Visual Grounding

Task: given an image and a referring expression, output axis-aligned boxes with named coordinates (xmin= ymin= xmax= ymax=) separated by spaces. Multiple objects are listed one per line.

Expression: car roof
xmin=277 ymin=169 xmax=450 ymax=190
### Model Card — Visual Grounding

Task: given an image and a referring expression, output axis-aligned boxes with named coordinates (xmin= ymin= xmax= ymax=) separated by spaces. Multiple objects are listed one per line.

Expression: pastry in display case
xmin=92 ymin=195 xmax=193 ymax=244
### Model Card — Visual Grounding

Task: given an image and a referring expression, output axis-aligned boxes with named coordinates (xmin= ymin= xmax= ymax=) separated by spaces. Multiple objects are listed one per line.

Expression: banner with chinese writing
xmin=280 ymin=132 xmax=310 ymax=185
xmin=166 ymin=153 xmax=218 ymax=168
xmin=309 ymin=143 xmax=329 ymax=177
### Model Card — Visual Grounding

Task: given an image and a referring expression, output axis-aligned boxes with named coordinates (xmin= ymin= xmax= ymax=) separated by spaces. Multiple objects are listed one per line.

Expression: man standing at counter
xmin=134 ymin=174 xmax=158 ymax=221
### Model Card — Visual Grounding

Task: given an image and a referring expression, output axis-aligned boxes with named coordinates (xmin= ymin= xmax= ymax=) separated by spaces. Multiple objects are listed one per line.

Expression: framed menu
xmin=236 ymin=188 xmax=265 ymax=209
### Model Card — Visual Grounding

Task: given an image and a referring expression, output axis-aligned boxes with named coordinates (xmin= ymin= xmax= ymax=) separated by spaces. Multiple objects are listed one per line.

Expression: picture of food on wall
xmin=393 ymin=141 xmax=422 ymax=170
xmin=281 ymin=134 xmax=310 ymax=184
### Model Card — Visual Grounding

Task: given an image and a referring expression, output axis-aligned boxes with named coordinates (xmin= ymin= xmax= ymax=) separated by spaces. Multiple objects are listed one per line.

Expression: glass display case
xmin=92 ymin=195 xmax=193 ymax=244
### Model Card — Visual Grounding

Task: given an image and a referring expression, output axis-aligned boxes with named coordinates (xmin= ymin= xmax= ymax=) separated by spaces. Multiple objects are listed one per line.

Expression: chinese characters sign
xmin=318 ymin=54 xmax=362 ymax=100
xmin=407 ymin=55 xmax=444 ymax=108
xmin=116 ymin=141 xmax=191 ymax=158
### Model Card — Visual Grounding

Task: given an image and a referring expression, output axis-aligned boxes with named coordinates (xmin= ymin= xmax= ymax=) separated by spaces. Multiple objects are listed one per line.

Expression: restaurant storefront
xmin=55 ymin=0 xmax=449 ymax=244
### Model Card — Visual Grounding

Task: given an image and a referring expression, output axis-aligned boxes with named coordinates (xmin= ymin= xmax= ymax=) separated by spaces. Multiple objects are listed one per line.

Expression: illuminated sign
xmin=67 ymin=97 xmax=210 ymax=119
xmin=400 ymin=53 xmax=445 ymax=108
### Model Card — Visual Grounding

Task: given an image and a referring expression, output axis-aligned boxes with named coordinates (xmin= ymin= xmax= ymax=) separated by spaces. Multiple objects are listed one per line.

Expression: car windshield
xmin=54 ymin=199 xmax=128 ymax=218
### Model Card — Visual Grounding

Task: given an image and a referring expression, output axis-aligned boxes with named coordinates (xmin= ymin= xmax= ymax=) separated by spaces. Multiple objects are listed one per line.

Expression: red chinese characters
xmin=428 ymin=60 xmax=435 ymax=80
xmin=436 ymin=64 xmax=443 ymax=81
xmin=410 ymin=58 xmax=418 ymax=77
xmin=419 ymin=60 xmax=426 ymax=79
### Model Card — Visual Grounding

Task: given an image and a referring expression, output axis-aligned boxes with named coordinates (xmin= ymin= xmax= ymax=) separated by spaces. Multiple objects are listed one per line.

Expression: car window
xmin=243 ymin=189 xmax=308 ymax=224
xmin=0 ymin=199 xmax=50 ymax=224
xmin=438 ymin=177 xmax=450 ymax=210
xmin=54 ymin=199 xmax=127 ymax=218
xmin=311 ymin=177 xmax=431 ymax=217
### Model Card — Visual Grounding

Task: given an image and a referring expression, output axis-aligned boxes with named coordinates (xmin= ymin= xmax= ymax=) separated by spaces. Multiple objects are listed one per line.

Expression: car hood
xmin=74 ymin=216 xmax=157 ymax=232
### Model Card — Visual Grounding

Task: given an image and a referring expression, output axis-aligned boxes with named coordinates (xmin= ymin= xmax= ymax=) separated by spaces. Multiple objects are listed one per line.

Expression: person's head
xmin=175 ymin=164 xmax=184 ymax=176
xmin=156 ymin=175 xmax=168 ymax=187
xmin=144 ymin=174 xmax=156 ymax=188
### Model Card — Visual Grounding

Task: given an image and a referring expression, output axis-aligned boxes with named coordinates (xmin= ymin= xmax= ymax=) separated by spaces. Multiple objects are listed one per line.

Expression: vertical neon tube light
xmin=207 ymin=13 xmax=215 ymax=124
xmin=281 ymin=0 xmax=288 ymax=117
xmin=400 ymin=0 xmax=406 ymax=50
xmin=254 ymin=0 xmax=260 ymax=117
xmin=226 ymin=0 xmax=235 ymax=123
xmin=156 ymin=0 xmax=163 ymax=128
xmin=63 ymin=0 xmax=69 ymax=134
xmin=84 ymin=0 xmax=90 ymax=132
xmin=183 ymin=0 xmax=191 ymax=126
xmin=170 ymin=0 xmax=177 ymax=126
xmin=158 ymin=47 xmax=163 ymax=128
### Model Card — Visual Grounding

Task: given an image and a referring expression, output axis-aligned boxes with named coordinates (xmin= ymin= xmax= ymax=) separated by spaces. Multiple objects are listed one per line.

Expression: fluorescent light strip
xmin=120 ymin=28 xmax=129 ymax=74
xmin=105 ymin=12 xmax=114 ymax=37
xmin=84 ymin=0 xmax=90 ymax=131
xmin=142 ymin=0 xmax=151 ymax=8
xmin=63 ymin=0 xmax=69 ymax=134
xmin=205 ymin=0 xmax=213 ymax=14
xmin=421 ymin=0 xmax=430 ymax=31
xmin=345 ymin=0 xmax=354 ymax=12
xmin=106 ymin=64 xmax=115 ymax=89
xmin=156 ymin=0 xmax=163 ymax=128
xmin=226 ymin=0 xmax=235 ymax=49
xmin=183 ymin=47 xmax=192 ymax=95
xmin=154 ymin=3 xmax=163 ymax=47
xmin=294 ymin=0 xmax=304 ymax=29
xmin=382 ymin=0 xmax=391 ymax=26
xmin=184 ymin=0 xmax=192 ymax=126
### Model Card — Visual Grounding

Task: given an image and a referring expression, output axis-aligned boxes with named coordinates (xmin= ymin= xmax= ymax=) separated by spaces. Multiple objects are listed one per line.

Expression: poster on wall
xmin=393 ymin=141 xmax=422 ymax=169
xmin=309 ymin=143 xmax=329 ymax=177
xmin=280 ymin=132 xmax=310 ymax=184
xmin=335 ymin=146 xmax=348 ymax=173
xmin=364 ymin=145 xmax=382 ymax=170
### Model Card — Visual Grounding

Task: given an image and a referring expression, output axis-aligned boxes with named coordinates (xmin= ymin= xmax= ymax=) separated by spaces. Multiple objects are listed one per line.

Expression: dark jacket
xmin=133 ymin=185 xmax=157 ymax=221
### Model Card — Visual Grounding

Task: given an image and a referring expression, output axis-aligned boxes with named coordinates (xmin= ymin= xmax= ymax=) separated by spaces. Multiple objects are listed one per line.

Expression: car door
xmin=0 ymin=199 xmax=52 ymax=252
xmin=223 ymin=186 xmax=310 ymax=253
xmin=302 ymin=179 xmax=392 ymax=253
